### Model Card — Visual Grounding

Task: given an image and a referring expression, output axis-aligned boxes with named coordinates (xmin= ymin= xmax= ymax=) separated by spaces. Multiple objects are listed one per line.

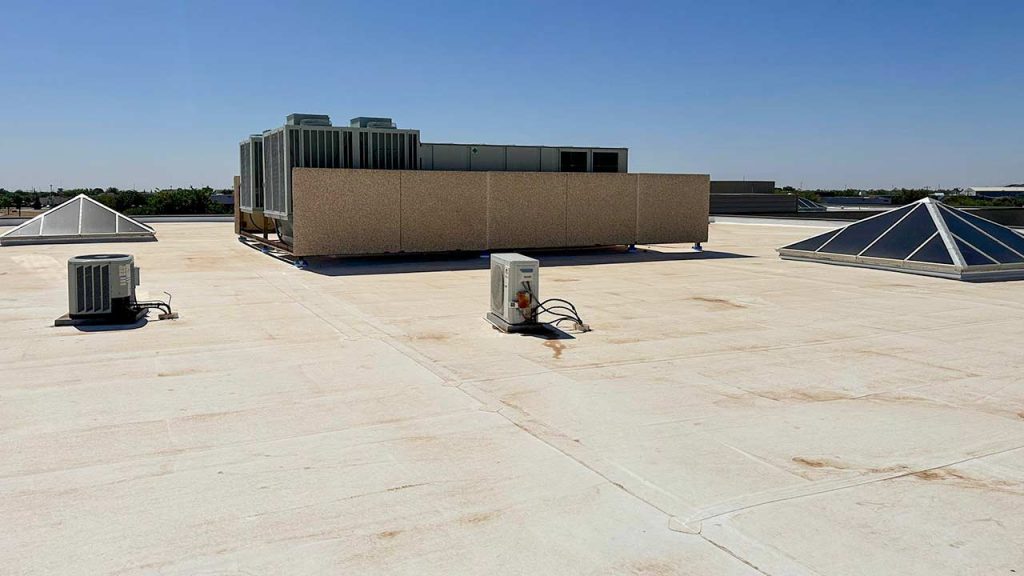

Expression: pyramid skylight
xmin=778 ymin=198 xmax=1024 ymax=281
xmin=0 ymin=195 xmax=154 ymax=246
xmin=796 ymin=197 xmax=827 ymax=212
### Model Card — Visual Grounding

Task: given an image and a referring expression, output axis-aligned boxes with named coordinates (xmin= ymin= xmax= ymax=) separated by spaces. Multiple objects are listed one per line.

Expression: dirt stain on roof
xmin=544 ymin=340 xmax=566 ymax=359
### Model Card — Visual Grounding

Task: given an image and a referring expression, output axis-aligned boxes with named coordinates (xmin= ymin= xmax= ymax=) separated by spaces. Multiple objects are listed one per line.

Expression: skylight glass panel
xmin=906 ymin=234 xmax=953 ymax=265
xmin=781 ymin=228 xmax=841 ymax=252
xmin=817 ymin=205 xmax=915 ymax=255
xmin=861 ymin=205 xmax=934 ymax=260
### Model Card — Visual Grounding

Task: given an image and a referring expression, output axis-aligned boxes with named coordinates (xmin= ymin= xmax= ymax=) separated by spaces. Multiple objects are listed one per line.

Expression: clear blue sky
xmin=1 ymin=0 xmax=1021 ymax=191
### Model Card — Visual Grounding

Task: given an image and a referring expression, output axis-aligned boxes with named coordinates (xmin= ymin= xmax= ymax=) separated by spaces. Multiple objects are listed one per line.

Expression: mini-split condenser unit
xmin=487 ymin=253 xmax=539 ymax=331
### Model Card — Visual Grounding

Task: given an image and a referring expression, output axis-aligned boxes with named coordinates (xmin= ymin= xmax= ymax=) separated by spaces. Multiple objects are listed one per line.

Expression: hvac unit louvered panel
xmin=255 ymin=121 xmax=421 ymax=221
xmin=73 ymin=264 xmax=113 ymax=314
xmin=239 ymin=140 xmax=253 ymax=212
xmin=251 ymin=137 xmax=264 ymax=210
xmin=262 ymin=128 xmax=289 ymax=219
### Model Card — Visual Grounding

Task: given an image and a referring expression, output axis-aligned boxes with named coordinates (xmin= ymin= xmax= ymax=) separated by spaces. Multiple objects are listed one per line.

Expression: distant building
xmin=821 ymin=196 xmax=892 ymax=206
xmin=210 ymin=193 xmax=234 ymax=207
xmin=965 ymin=186 xmax=1024 ymax=199
xmin=710 ymin=180 xmax=775 ymax=194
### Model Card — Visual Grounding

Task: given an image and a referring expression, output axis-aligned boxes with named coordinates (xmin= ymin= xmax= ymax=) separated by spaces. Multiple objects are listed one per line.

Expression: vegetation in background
xmin=775 ymin=185 xmax=1024 ymax=207
xmin=944 ymin=195 xmax=1024 ymax=207
xmin=0 ymin=187 xmax=233 ymax=216
xmin=775 ymin=186 xmax=822 ymax=202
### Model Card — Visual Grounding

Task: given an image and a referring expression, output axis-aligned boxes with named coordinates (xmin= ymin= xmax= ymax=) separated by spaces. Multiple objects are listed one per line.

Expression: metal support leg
xmin=693 ymin=242 xmax=703 ymax=252
xmin=294 ymin=258 xmax=308 ymax=269
xmin=627 ymin=244 xmax=637 ymax=253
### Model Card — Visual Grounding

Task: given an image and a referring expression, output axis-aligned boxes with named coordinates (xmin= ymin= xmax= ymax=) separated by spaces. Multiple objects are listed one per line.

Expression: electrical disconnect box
xmin=487 ymin=253 xmax=539 ymax=332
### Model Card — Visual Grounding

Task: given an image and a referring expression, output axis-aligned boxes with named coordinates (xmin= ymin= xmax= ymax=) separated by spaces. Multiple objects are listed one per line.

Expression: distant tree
xmin=97 ymin=192 xmax=117 ymax=209
xmin=992 ymin=196 xmax=1023 ymax=207
xmin=14 ymin=195 xmax=23 ymax=216
xmin=944 ymin=195 xmax=993 ymax=207
xmin=146 ymin=187 xmax=217 ymax=214
xmin=0 ymin=196 xmax=10 ymax=214
xmin=116 ymin=189 xmax=148 ymax=212
xmin=31 ymin=196 xmax=42 ymax=210
xmin=890 ymin=189 xmax=931 ymax=205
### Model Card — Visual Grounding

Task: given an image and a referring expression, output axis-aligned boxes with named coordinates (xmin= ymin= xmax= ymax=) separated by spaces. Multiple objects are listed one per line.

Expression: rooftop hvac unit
xmin=350 ymin=116 xmax=396 ymax=129
xmin=56 ymin=254 xmax=178 ymax=326
xmin=486 ymin=253 xmax=540 ymax=332
xmin=66 ymin=254 xmax=141 ymax=321
xmin=287 ymin=113 xmax=332 ymax=126
xmin=239 ymin=135 xmax=264 ymax=213
xmin=260 ymin=121 xmax=421 ymax=221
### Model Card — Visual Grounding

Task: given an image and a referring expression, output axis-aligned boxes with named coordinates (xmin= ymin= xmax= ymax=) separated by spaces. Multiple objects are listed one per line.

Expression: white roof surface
xmin=1 ymin=221 xmax=1023 ymax=575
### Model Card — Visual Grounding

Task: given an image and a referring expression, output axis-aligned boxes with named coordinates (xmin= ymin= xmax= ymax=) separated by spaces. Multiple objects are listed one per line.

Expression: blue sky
xmin=1 ymin=0 xmax=1020 ymax=190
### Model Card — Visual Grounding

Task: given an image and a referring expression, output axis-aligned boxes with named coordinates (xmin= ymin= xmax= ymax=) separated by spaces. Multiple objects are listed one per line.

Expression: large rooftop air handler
xmin=261 ymin=114 xmax=420 ymax=220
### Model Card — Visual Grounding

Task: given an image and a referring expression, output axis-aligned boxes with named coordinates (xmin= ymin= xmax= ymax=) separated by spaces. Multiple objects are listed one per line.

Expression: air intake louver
xmin=73 ymin=263 xmax=112 ymax=314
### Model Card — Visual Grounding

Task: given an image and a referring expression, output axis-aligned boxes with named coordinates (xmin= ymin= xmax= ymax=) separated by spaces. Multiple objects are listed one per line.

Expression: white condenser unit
xmin=487 ymin=253 xmax=539 ymax=331
xmin=67 ymin=254 xmax=139 ymax=320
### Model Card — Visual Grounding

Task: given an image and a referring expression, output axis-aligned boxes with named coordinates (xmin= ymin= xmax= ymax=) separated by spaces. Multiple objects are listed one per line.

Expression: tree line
xmin=775 ymin=186 xmax=1024 ymax=207
xmin=0 ymin=187 xmax=234 ymax=216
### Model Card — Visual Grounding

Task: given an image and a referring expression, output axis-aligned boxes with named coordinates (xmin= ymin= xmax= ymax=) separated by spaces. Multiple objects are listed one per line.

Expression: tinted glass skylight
xmin=907 ymin=233 xmax=953 ymax=265
xmin=941 ymin=210 xmax=1024 ymax=264
xmin=953 ymin=237 xmax=997 ymax=266
xmin=778 ymin=198 xmax=1024 ymax=281
xmin=782 ymin=228 xmax=841 ymax=252
xmin=861 ymin=205 xmax=933 ymax=260
xmin=940 ymin=206 xmax=1024 ymax=260
xmin=817 ymin=204 xmax=915 ymax=255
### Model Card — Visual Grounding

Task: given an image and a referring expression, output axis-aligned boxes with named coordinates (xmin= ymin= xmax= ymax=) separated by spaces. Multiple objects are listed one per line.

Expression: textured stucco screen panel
xmin=291 ymin=168 xmax=401 ymax=256
xmin=288 ymin=168 xmax=708 ymax=256
xmin=487 ymin=172 xmax=568 ymax=250
xmin=566 ymin=173 xmax=637 ymax=246
xmin=637 ymin=174 xmax=710 ymax=244
xmin=400 ymin=171 xmax=488 ymax=252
